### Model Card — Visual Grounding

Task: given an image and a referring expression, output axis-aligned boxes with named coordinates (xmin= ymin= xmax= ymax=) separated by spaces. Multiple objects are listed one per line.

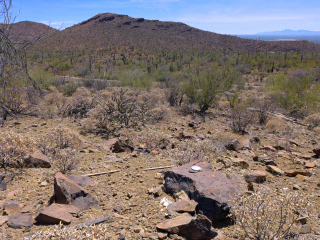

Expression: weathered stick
xmin=247 ymin=108 xmax=308 ymax=126
xmin=142 ymin=165 xmax=175 ymax=171
xmin=71 ymin=216 xmax=112 ymax=229
xmin=83 ymin=170 xmax=120 ymax=177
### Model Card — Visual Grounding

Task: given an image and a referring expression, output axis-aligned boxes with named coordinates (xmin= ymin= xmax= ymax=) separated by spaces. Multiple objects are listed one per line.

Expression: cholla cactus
xmin=230 ymin=190 xmax=312 ymax=240
xmin=0 ymin=131 xmax=35 ymax=168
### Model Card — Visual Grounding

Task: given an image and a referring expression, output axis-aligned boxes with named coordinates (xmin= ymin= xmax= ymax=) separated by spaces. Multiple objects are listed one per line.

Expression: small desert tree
xmin=183 ymin=64 xmax=242 ymax=114
xmin=0 ymin=0 xmax=50 ymax=119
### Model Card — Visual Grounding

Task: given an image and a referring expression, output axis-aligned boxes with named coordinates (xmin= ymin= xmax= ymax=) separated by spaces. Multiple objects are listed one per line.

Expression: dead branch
xmin=142 ymin=165 xmax=175 ymax=171
xmin=247 ymin=108 xmax=308 ymax=126
xmin=83 ymin=170 xmax=120 ymax=177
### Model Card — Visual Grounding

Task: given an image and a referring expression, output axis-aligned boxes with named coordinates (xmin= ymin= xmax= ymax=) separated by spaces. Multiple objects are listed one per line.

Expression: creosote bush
xmin=230 ymin=190 xmax=313 ymax=240
xmin=0 ymin=131 xmax=35 ymax=168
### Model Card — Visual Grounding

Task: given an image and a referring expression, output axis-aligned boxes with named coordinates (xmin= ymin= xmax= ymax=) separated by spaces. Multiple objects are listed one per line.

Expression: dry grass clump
xmin=304 ymin=113 xmax=320 ymax=128
xmin=265 ymin=117 xmax=288 ymax=133
xmin=0 ymin=131 xmax=35 ymax=168
xmin=131 ymin=129 xmax=171 ymax=151
xmin=230 ymin=190 xmax=314 ymax=240
xmin=23 ymin=223 xmax=112 ymax=240
xmin=168 ymin=139 xmax=219 ymax=165
xmin=37 ymin=126 xmax=82 ymax=173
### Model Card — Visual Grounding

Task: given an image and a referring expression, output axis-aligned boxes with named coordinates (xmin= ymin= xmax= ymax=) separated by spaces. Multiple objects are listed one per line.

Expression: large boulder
xmin=164 ymin=162 xmax=244 ymax=222
xmin=156 ymin=213 xmax=217 ymax=240
xmin=54 ymin=172 xmax=99 ymax=210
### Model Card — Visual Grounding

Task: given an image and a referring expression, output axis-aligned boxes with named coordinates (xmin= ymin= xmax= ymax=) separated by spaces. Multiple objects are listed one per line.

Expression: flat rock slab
xmin=7 ymin=213 xmax=33 ymax=229
xmin=54 ymin=172 xmax=99 ymax=210
xmin=284 ymin=170 xmax=312 ymax=177
xmin=4 ymin=200 xmax=23 ymax=215
xmin=164 ymin=162 xmax=243 ymax=222
xmin=35 ymin=203 xmax=78 ymax=225
xmin=157 ymin=213 xmax=217 ymax=240
xmin=24 ymin=152 xmax=51 ymax=168
xmin=167 ymin=200 xmax=198 ymax=213
xmin=67 ymin=175 xmax=93 ymax=188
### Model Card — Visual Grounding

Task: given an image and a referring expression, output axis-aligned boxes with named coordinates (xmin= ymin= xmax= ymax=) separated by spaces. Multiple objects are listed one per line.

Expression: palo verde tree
xmin=0 ymin=0 xmax=49 ymax=119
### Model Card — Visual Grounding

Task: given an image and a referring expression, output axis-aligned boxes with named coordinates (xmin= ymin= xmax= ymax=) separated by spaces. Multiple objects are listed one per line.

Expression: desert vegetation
xmin=1 ymin=1 xmax=320 ymax=239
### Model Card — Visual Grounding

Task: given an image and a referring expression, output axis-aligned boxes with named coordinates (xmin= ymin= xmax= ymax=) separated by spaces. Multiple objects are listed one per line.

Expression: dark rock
xmin=0 ymin=172 xmax=5 ymax=182
xmin=35 ymin=203 xmax=79 ymax=224
xmin=54 ymin=172 xmax=99 ymax=210
xmin=164 ymin=162 xmax=243 ymax=222
xmin=157 ymin=214 xmax=217 ymax=240
xmin=313 ymin=148 xmax=320 ymax=157
xmin=23 ymin=152 xmax=51 ymax=168
xmin=112 ymin=137 xmax=134 ymax=153
xmin=7 ymin=213 xmax=33 ymax=229
xmin=67 ymin=175 xmax=93 ymax=188
xmin=225 ymin=139 xmax=239 ymax=151
xmin=188 ymin=122 xmax=199 ymax=128
xmin=178 ymin=132 xmax=198 ymax=140
xmin=0 ymin=182 xmax=7 ymax=191
xmin=257 ymin=155 xmax=277 ymax=166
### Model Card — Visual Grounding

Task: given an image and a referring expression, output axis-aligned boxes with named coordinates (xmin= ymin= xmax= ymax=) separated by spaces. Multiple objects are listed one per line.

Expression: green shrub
xmin=62 ymin=81 xmax=78 ymax=96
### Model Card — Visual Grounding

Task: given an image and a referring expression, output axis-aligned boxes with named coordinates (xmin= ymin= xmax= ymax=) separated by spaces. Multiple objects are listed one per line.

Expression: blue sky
xmin=11 ymin=0 xmax=320 ymax=35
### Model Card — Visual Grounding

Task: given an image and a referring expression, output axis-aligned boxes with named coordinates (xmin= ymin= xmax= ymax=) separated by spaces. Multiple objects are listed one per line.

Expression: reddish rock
xmin=20 ymin=200 xmax=42 ymax=213
xmin=97 ymin=138 xmax=119 ymax=152
xmin=292 ymin=152 xmax=312 ymax=159
xmin=156 ymin=213 xmax=217 ymax=240
xmin=54 ymin=172 xmax=99 ymax=210
xmin=244 ymin=171 xmax=267 ymax=183
xmin=284 ymin=170 xmax=312 ymax=177
xmin=167 ymin=200 xmax=198 ymax=213
xmin=278 ymin=151 xmax=292 ymax=160
xmin=35 ymin=203 xmax=78 ymax=224
xmin=230 ymin=158 xmax=249 ymax=169
xmin=7 ymin=213 xmax=33 ymax=229
xmin=67 ymin=175 xmax=93 ymax=188
xmin=305 ymin=162 xmax=315 ymax=168
xmin=260 ymin=146 xmax=277 ymax=152
xmin=266 ymin=165 xmax=283 ymax=175
xmin=24 ymin=152 xmax=51 ymax=168
xmin=164 ymin=162 xmax=243 ymax=222
xmin=227 ymin=173 xmax=249 ymax=193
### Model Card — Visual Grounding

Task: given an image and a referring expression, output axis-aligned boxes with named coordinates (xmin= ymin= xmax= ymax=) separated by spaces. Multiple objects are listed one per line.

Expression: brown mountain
xmin=24 ymin=13 xmax=320 ymax=52
xmin=6 ymin=21 xmax=57 ymax=44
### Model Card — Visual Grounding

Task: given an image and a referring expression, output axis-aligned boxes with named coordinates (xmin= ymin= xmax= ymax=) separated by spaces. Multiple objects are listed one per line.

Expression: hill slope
xmin=35 ymin=13 xmax=320 ymax=53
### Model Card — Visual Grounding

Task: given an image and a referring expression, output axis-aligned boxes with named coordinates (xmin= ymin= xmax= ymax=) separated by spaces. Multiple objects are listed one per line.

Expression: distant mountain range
xmin=255 ymin=29 xmax=320 ymax=36
xmin=9 ymin=13 xmax=320 ymax=53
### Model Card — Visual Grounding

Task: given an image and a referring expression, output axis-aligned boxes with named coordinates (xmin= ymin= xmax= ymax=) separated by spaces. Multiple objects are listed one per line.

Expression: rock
xmin=173 ymin=191 xmax=190 ymax=202
xmin=4 ymin=200 xmax=23 ymax=215
xmin=148 ymin=186 xmax=163 ymax=197
xmin=155 ymin=173 xmax=164 ymax=179
xmin=197 ymin=134 xmax=205 ymax=140
xmin=230 ymin=158 xmax=249 ymax=169
xmin=167 ymin=200 xmax=198 ymax=213
xmin=293 ymin=184 xmax=301 ymax=190
xmin=284 ymin=170 xmax=312 ymax=177
xmin=164 ymin=162 xmax=243 ymax=222
xmin=35 ymin=203 xmax=79 ymax=224
xmin=241 ymin=139 xmax=251 ymax=150
xmin=295 ymin=216 xmax=307 ymax=225
xmin=260 ymin=146 xmax=277 ymax=152
xmin=266 ymin=165 xmax=284 ymax=175
xmin=23 ymin=152 xmax=51 ymax=168
xmin=67 ymin=175 xmax=93 ymax=188
xmin=313 ymin=148 xmax=320 ymax=157
xmin=156 ymin=214 xmax=217 ymax=240
xmin=188 ymin=122 xmax=199 ymax=128
xmin=277 ymin=151 xmax=292 ymax=160
xmin=299 ymin=224 xmax=311 ymax=234
xmin=304 ymin=162 xmax=315 ymax=168
xmin=0 ymin=182 xmax=7 ymax=191
xmin=158 ymin=232 xmax=168 ymax=240
xmin=6 ymin=213 xmax=33 ymax=229
xmin=20 ymin=200 xmax=42 ymax=213
xmin=227 ymin=173 xmax=249 ymax=193
xmin=40 ymin=181 xmax=48 ymax=187
xmin=0 ymin=216 xmax=9 ymax=226
xmin=97 ymin=138 xmax=119 ymax=152
xmin=54 ymin=172 xmax=99 ymax=210
xmin=292 ymin=152 xmax=312 ymax=160
xmin=225 ymin=139 xmax=239 ymax=151
xmin=257 ymin=155 xmax=277 ymax=166
xmin=112 ymin=137 xmax=134 ymax=153
xmin=296 ymin=174 xmax=306 ymax=181
xmin=0 ymin=172 xmax=5 ymax=182
xmin=274 ymin=138 xmax=290 ymax=150
xmin=178 ymin=132 xmax=198 ymax=140
xmin=244 ymin=171 xmax=267 ymax=183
